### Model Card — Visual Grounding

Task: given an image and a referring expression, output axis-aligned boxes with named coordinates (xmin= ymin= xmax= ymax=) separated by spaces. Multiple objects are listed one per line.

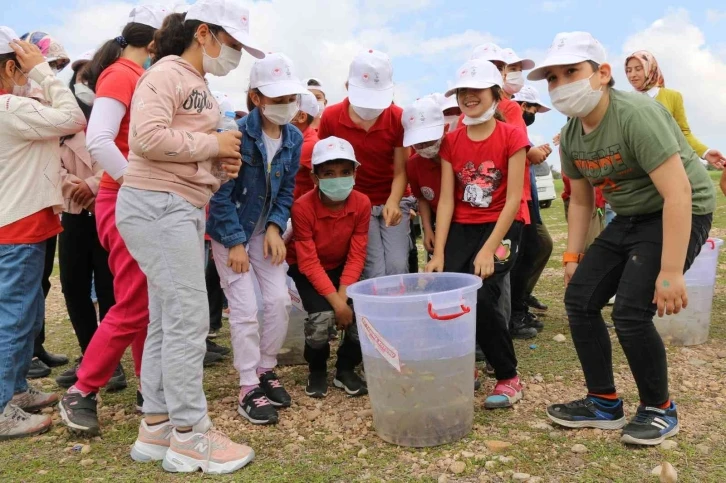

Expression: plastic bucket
xmin=655 ymin=238 xmax=723 ymax=346
xmin=347 ymin=273 xmax=483 ymax=447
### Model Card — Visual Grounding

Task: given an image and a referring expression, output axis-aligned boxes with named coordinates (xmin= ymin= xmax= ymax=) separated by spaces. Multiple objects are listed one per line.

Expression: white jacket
xmin=0 ymin=63 xmax=86 ymax=227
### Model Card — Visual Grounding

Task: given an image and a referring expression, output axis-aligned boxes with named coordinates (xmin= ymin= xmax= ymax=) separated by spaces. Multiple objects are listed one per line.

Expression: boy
xmin=287 ymin=137 xmax=371 ymax=398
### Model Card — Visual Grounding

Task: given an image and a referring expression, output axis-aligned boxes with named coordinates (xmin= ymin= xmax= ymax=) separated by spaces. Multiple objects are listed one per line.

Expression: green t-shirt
xmin=560 ymin=88 xmax=715 ymax=216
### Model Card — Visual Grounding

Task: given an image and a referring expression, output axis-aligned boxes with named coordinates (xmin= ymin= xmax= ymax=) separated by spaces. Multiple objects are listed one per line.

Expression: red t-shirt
xmin=318 ymin=98 xmax=406 ymax=206
xmin=407 ymin=154 xmax=442 ymax=212
xmin=293 ymin=126 xmax=319 ymax=201
xmin=96 ymin=58 xmax=144 ymax=191
xmin=439 ymin=120 xmax=529 ymax=224
xmin=0 ymin=208 xmax=62 ymax=244
xmin=562 ymin=175 xmax=606 ymax=208
xmin=287 ymin=189 xmax=371 ymax=296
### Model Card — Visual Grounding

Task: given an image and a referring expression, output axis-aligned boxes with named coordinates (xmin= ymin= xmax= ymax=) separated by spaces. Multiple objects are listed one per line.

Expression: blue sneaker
xmin=620 ymin=402 xmax=679 ymax=446
xmin=547 ymin=397 xmax=627 ymax=430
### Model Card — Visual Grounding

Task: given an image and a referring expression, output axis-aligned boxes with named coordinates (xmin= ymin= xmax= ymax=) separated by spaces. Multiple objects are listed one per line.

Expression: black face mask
xmin=523 ymin=111 xmax=535 ymax=126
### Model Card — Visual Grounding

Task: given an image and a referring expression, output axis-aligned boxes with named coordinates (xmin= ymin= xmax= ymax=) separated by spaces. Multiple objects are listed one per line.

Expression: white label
xmin=288 ymin=289 xmax=305 ymax=312
xmin=360 ymin=316 xmax=401 ymax=372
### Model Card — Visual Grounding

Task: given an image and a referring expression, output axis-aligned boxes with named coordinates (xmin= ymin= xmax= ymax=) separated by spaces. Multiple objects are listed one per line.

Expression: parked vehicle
xmin=534 ymin=162 xmax=556 ymax=209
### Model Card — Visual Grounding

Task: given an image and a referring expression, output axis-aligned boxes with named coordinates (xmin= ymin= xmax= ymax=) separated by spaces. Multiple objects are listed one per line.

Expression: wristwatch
xmin=563 ymin=252 xmax=584 ymax=266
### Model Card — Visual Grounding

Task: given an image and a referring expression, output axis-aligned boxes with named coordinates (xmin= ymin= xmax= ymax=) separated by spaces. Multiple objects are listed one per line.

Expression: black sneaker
xmin=305 ymin=371 xmax=328 ymax=399
xmin=475 ymin=343 xmax=486 ymax=362
xmin=58 ymin=390 xmax=100 ymax=436
xmin=334 ymin=370 xmax=368 ymax=397
xmin=259 ymin=371 xmax=291 ymax=408
xmin=27 ymin=358 xmax=51 ymax=379
xmin=206 ymin=339 xmax=231 ymax=356
xmin=484 ymin=362 xmax=495 ymax=377
xmin=524 ymin=311 xmax=544 ymax=332
xmin=238 ymin=388 xmax=279 ymax=425
xmin=135 ymin=390 xmax=144 ymax=413
xmin=203 ymin=351 xmax=223 ymax=367
xmin=510 ymin=313 xmax=538 ymax=340
xmin=37 ymin=348 xmax=69 ymax=368
xmin=621 ymin=402 xmax=679 ymax=446
xmin=526 ymin=294 xmax=548 ymax=312
xmin=547 ymin=397 xmax=627 ymax=430
xmin=56 ymin=357 xmax=81 ymax=389
xmin=106 ymin=364 xmax=127 ymax=392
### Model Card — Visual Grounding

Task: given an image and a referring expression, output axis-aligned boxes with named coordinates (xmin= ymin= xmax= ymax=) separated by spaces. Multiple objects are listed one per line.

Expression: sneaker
xmin=27 ymin=358 xmax=51 ymax=379
xmin=526 ymin=294 xmax=548 ymax=312
xmin=334 ymin=370 xmax=368 ymax=397
xmin=608 ymin=295 xmax=616 ymax=306
xmin=222 ymin=308 xmax=230 ymax=320
xmin=0 ymin=404 xmax=52 ymax=441
xmin=106 ymin=364 xmax=128 ymax=392
xmin=206 ymin=339 xmax=231 ymax=356
xmin=207 ymin=329 xmax=220 ymax=339
xmin=238 ymin=388 xmax=279 ymax=425
xmin=510 ymin=314 xmax=538 ymax=340
xmin=136 ymin=390 xmax=144 ymax=413
xmin=10 ymin=387 xmax=59 ymax=413
xmin=305 ymin=372 xmax=328 ymax=399
xmin=524 ymin=312 xmax=544 ymax=332
xmin=259 ymin=371 xmax=291 ymax=408
xmin=203 ymin=351 xmax=224 ymax=367
xmin=130 ymin=419 xmax=174 ymax=462
xmin=484 ymin=362 xmax=495 ymax=377
xmin=58 ymin=389 xmax=100 ymax=436
xmin=484 ymin=377 xmax=524 ymax=409
xmin=163 ymin=427 xmax=254 ymax=474
xmin=475 ymin=343 xmax=486 ymax=362
xmin=547 ymin=397 xmax=627 ymax=430
xmin=620 ymin=403 xmax=679 ymax=446
xmin=56 ymin=357 xmax=81 ymax=389
xmin=37 ymin=348 xmax=69 ymax=368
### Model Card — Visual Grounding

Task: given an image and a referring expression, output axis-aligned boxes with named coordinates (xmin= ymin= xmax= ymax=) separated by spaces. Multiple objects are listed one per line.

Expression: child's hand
xmin=382 ymin=200 xmax=402 ymax=227
xmin=228 ymin=244 xmax=249 ymax=274
xmin=473 ymin=247 xmax=494 ymax=279
xmin=219 ymin=157 xmax=242 ymax=179
xmin=10 ymin=40 xmax=45 ymax=74
xmin=334 ymin=302 xmax=354 ymax=330
xmin=705 ymin=149 xmax=725 ymax=170
xmin=653 ymin=270 xmax=687 ymax=317
xmin=214 ymin=130 xmax=242 ymax=159
xmin=338 ymin=285 xmax=349 ymax=303
xmin=71 ymin=180 xmax=95 ymax=207
xmin=426 ymin=254 xmax=444 ymax=273
xmin=264 ymin=225 xmax=286 ymax=265
xmin=564 ymin=261 xmax=578 ymax=288
xmin=552 ymin=133 xmax=561 ymax=147
xmin=423 ymin=229 xmax=435 ymax=254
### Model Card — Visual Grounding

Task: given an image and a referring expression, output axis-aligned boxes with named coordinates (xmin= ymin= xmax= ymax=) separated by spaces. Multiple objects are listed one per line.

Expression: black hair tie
xmin=115 ymin=36 xmax=128 ymax=48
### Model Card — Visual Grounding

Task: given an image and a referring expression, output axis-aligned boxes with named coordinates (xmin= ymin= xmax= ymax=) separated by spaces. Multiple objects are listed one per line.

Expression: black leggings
xmin=33 ymin=235 xmax=58 ymax=356
xmin=510 ymin=201 xmax=540 ymax=316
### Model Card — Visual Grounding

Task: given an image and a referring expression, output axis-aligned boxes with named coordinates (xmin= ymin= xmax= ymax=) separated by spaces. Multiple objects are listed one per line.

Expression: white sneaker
xmin=0 ymin=404 xmax=52 ymax=441
xmin=130 ymin=419 xmax=173 ymax=462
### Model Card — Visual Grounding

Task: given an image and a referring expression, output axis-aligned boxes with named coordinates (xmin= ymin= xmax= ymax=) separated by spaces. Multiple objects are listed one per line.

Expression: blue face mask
xmin=142 ymin=55 xmax=153 ymax=70
xmin=318 ymin=176 xmax=355 ymax=202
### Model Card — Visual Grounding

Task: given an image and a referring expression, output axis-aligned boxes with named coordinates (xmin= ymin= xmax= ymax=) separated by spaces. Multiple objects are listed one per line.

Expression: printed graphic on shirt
xmin=421 ymin=186 xmax=435 ymax=201
xmin=494 ymin=239 xmax=511 ymax=263
xmin=457 ymin=161 xmax=503 ymax=208
xmin=570 ymin=144 xmax=630 ymax=194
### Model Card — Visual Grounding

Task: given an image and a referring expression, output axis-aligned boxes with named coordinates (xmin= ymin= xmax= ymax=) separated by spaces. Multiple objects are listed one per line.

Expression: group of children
xmin=0 ymin=0 xmax=723 ymax=475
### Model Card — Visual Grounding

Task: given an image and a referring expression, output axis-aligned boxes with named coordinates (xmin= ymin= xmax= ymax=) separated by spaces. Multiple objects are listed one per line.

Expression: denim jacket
xmin=207 ymin=108 xmax=301 ymax=248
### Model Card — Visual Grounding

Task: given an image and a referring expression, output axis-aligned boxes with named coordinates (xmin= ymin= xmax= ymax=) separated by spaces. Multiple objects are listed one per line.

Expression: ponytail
xmin=84 ymin=22 xmax=156 ymax=91
xmin=491 ymin=85 xmax=506 ymax=123
xmin=152 ymin=12 xmax=223 ymax=62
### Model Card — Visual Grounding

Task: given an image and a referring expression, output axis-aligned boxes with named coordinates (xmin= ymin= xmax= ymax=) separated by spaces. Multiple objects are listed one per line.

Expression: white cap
xmin=347 ymin=49 xmax=394 ymax=109
xmin=312 ymin=137 xmax=360 ymax=167
xmin=470 ymin=42 xmax=506 ymax=64
xmin=250 ymin=52 xmax=307 ymax=98
xmin=511 ymin=85 xmax=551 ymax=112
xmin=402 ymin=97 xmax=445 ymax=147
xmin=428 ymin=92 xmax=459 ymax=112
xmin=501 ymin=48 xmax=535 ymax=70
xmin=128 ymin=4 xmax=170 ymax=29
xmin=0 ymin=26 xmax=19 ymax=55
xmin=303 ymin=77 xmax=326 ymax=96
xmin=185 ymin=0 xmax=265 ymax=59
xmin=528 ymin=31 xmax=606 ymax=81
xmin=212 ymin=91 xmax=235 ymax=115
xmin=299 ymin=91 xmax=320 ymax=117
xmin=445 ymin=59 xmax=503 ymax=97
xmin=71 ymin=49 xmax=96 ymax=70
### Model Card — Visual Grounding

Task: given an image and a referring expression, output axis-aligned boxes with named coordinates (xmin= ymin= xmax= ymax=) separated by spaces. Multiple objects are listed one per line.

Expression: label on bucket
xmin=288 ymin=288 xmax=304 ymax=312
xmin=360 ymin=316 xmax=401 ymax=372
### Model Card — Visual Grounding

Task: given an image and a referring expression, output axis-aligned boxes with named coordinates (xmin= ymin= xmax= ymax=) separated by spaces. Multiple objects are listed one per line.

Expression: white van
xmin=533 ymin=162 xmax=556 ymax=209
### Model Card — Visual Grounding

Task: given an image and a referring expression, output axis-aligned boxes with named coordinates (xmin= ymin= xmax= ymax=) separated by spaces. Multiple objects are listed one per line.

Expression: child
xmin=207 ymin=52 xmax=305 ymax=426
xmin=115 ymin=1 xmax=261 ymax=473
xmin=318 ymin=50 xmax=410 ymax=279
xmin=426 ymin=59 xmax=529 ymax=410
xmin=0 ymin=30 xmax=86 ymax=439
xmin=304 ymin=77 xmax=326 ymax=131
xmin=287 ymin=137 xmax=370 ymax=398
xmin=528 ymin=31 xmax=715 ymax=446
xmin=292 ymin=91 xmax=320 ymax=200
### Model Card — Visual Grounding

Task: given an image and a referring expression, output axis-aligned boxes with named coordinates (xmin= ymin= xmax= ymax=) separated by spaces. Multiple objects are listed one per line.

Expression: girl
xmin=207 ymin=52 xmax=305 ymax=426
xmin=116 ymin=0 xmax=261 ymax=473
xmin=58 ymin=4 xmax=167 ymax=436
xmin=529 ymin=31 xmax=715 ymax=446
xmin=304 ymin=77 xmax=326 ymax=131
xmin=625 ymin=51 xmax=725 ymax=169
xmin=0 ymin=31 xmax=85 ymax=439
xmin=292 ymin=91 xmax=320 ymax=200
xmin=427 ymin=59 xmax=529 ymax=409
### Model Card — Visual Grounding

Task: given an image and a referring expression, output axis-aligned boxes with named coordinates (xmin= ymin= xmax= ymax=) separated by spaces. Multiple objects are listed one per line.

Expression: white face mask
xmin=550 ymin=73 xmax=603 ymax=118
xmin=74 ymin=84 xmax=96 ymax=106
xmin=317 ymin=100 xmax=326 ymax=117
xmin=263 ymin=101 xmax=300 ymax=126
xmin=414 ymin=138 xmax=442 ymax=159
xmin=462 ymin=101 xmax=498 ymax=126
xmin=201 ymin=32 xmax=242 ymax=77
xmin=10 ymin=69 xmax=30 ymax=97
xmin=504 ymin=71 xmax=524 ymax=95
xmin=352 ymin=105 xmax=384 ymax=121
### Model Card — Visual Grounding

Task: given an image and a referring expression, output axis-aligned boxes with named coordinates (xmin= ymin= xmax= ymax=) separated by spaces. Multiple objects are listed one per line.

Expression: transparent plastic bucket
xmin=655 ymin=238 xmax=723 ymax=346
xmin=347 ymin=273 xmax=483 ymax=447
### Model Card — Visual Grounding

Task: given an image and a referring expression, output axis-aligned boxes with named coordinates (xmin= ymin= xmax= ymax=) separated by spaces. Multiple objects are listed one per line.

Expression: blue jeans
xmin=0 ymin=242 xmax=46 ymax=408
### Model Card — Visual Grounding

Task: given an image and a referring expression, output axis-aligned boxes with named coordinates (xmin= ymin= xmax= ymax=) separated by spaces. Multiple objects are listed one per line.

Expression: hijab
xmin=625 ymin=50 xmax=665 ymax=92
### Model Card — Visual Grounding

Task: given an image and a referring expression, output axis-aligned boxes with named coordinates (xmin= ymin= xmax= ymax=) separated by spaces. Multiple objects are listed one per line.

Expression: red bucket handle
xmin=428 ymin=302 xmax=471 ymax=321
xmin=706 ymin=238 xmax=716 ymax=250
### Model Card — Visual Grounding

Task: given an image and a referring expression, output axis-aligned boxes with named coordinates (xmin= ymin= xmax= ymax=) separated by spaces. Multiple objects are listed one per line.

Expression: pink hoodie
xmin=124 ymin=56 xmax=222 ymax=207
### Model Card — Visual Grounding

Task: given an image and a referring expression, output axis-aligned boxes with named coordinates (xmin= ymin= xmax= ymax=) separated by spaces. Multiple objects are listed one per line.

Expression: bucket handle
xmin=428 ymin=302 xmax=471 ymax=321
xmin=706 ymin=238 xmax=715 ymax=250
xmin=371 ymin=276 xmax=406 ymax=296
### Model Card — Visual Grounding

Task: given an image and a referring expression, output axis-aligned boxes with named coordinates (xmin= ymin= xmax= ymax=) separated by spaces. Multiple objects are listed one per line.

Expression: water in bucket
xmin=347 ymin=273 xmax=482 ymax=447
xmin=654 ymin=238 xmax=723 ymax=346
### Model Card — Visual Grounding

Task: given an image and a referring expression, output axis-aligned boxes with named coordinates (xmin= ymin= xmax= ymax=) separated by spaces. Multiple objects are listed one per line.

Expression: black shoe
xmin=510 ymin=313 xmax=538 ymax=340
xmin=58 ymin=390 xmax=100 ymax=436
xmin=135 ymin=390 xmax=144 ymax=413
xmin=547 ymin=396 xmax=626 ymax=430
xmin=259 ymin=371 xmax=291 ymax=408
xmin=37 ymin=348 xmax=69 ymax=368
xmin=484 ymin=362 xmax=495 ymax=377
xmin=207 ymin=329 xmax=220 ymax=339
xmin=27 ymin=358 xmax=51 ymax=379
xmin=524 ymin=311 xmax=544 ymax=332
xmin=55 ymin=357 xmax=82 ymax=388
xmin=238 ymin=387 xmax=279 ymax=425
xmin=206 ymin=339 xmax=231 ymax=356
xmin=526 ymin=294 xmax=548 ymax=312
xmin=106 ymin=364 xmax=127 ymax=392
xmin=305 ymin=371 xmax=328 ymax=399
xmin=334 ymin=370 xmax=368 ymax=397
xmin=203 ymin=351 xmax=223 ymax=367
xmin=475 ymin=343 xmax=486 ymax=362
xmin=621 ymin=403 xmax=679 ymax=446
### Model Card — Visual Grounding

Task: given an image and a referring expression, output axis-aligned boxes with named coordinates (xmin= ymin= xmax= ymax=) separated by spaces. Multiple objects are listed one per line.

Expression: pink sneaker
xmin=484 ymin=377 xmax=524 ymax=409
xmin=162 ymin=427 xmax=254 ymax=474
xmin=130 ymin=419 xmax=173 ymax=462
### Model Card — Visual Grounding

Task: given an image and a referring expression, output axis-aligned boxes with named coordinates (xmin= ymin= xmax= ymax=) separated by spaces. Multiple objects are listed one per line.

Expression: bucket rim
xmin=347 ymin=273 xmax=483 ymax=303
